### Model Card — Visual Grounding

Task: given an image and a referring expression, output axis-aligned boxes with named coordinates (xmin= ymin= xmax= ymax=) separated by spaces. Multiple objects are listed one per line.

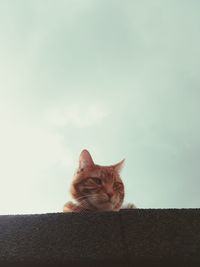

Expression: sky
xmin=0 ymin=0 xmax=200 ymax=214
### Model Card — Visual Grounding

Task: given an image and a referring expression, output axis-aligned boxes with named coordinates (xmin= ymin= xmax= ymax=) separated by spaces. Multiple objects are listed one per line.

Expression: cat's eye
xmin=91 ymin=177 xmax=102 ymax=185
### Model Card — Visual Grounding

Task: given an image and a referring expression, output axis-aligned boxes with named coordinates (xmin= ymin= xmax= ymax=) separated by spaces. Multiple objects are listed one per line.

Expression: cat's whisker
xmin=75 ymin=194 xmax=94 ymax=200
xmin=76 ymin=194 xmax=102 ymax=213
xmin=63 ymin=149 xmax=129 ymax=213
xmin=77 ymin=193 xmax=104 ymax=202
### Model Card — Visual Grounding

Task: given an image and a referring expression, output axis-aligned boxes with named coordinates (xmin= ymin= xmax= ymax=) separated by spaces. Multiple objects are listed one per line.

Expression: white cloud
xmin=46 ymin=103 xmax=107 ymax=128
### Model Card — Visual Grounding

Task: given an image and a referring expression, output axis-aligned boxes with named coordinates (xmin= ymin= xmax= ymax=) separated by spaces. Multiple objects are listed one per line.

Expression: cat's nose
xmin=107 ymin=192 xmax=114 ymax=199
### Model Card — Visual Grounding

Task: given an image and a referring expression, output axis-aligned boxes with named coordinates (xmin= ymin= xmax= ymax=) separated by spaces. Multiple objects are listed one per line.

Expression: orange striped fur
xmin=63 ymin=149 xmax=126 ymax=212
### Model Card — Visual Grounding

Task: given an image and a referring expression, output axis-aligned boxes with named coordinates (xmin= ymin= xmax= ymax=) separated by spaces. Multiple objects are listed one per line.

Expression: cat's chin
xmin=93 ymin=201 xmax=114 ymax=211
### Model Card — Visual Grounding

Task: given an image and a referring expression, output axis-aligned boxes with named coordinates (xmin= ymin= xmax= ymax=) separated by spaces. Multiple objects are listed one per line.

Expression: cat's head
xmin=70 ymin=149 xmax=125 ymax=211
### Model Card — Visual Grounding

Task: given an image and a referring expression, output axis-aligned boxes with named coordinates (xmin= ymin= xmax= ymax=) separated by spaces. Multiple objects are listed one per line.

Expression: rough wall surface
xmin=0 ymin=209 xmax=200 ymax=267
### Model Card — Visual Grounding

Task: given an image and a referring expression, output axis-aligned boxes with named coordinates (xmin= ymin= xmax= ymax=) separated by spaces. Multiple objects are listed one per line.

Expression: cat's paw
xmin=63 ymin=201 xmax=76 ymax=212
xmin=121 ymin=203 xmax=137 ymax=209
xmin=127 ymin=203 xmax=137 ymax=209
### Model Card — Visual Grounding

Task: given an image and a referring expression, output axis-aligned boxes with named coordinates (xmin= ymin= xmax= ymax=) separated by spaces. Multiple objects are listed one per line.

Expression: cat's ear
xmin=79 ymin=149 xmax=95 ymax=170
xmin=112 ymin=159 xmax=125 ymax=173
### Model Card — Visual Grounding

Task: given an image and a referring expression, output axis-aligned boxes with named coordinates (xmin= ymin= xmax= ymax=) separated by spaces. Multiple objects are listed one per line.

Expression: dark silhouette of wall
xmin=0 ymin=209 xmax=200 ymax=267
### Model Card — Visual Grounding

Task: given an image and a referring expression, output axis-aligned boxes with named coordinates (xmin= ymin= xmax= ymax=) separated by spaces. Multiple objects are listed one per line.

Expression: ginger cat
xmin=63 ymin=149 xmax=136 ymax=212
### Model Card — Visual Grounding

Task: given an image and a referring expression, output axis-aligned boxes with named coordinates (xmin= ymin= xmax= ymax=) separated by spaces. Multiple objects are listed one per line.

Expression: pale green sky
xmin=0 ymin=1 xmax=200 ymax=214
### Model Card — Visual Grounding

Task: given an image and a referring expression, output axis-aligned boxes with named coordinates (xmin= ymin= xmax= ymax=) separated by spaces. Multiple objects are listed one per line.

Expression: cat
xmin=63 ymin=149 xmax=136 ymax=212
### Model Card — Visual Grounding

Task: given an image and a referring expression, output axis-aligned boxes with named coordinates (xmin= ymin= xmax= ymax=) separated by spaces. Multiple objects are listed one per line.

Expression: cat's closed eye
xmin=63 ymin=149 xmax=130 ymax=212
xmin=90 ymin=177 xmax=102 ymax=185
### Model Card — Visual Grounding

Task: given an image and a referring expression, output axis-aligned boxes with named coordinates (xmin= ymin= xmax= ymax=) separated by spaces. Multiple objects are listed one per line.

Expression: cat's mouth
xmin=98 ymin=196 xmax=112 ymax=203
xmin=86 ymin=195 xmax=114 ymax=211
xmin=86 ymin=193 xmax=115 ymax=209
xmin=88 ymin=196 xmax=113 ymax=205
xmin=94 ymin=201 xmax=113 ymax=210
xmin=97 ymin=198 xmax=114 ymax=206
